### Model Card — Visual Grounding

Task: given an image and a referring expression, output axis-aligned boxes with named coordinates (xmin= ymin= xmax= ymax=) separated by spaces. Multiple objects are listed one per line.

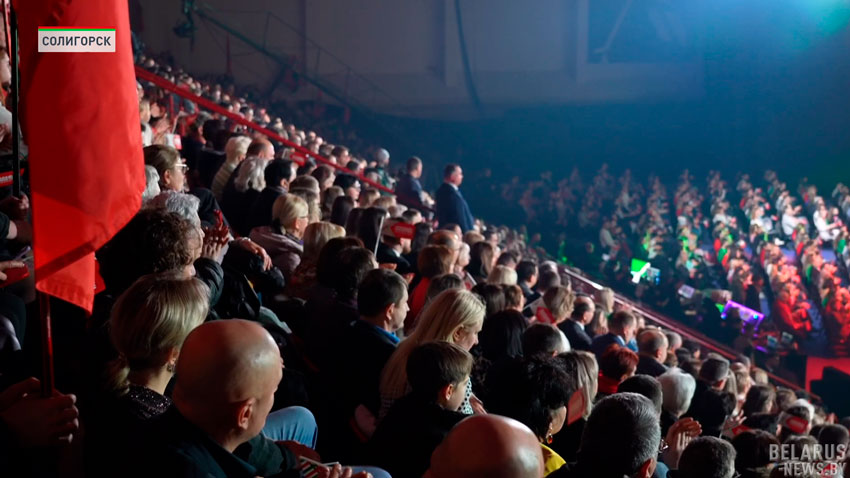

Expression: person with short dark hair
xmin=435 ymin=163 xmax=474 ymax=232
xmin=246 ymin=159 xmax=295 ymax=231
xmin=731 ymin=429 xmax=779 ymax=478
xmin=522 ymin=323 xmax=569 ymax=359
xmin=559 ymin=294 xmax=594 ymax=351
xmin=687 ymin=387 xmax=737 ymax=437
xmin=395 ymin=156 xmax=429 ymax=211
xmin=618 ymin=374 xmax=663 ymax=414
xmin=516 ymin=260 xmax=539 ymax=302
xmin=742 ymin=384 xmax=776 ymax=417
xmin=742 ymin=413 xmax=780 ymax=436
xmin=685 ymin=354 xmax=731 ymax=424
xmin=496 ymin=251 xmax=519 ymax=269
xmin=485 ymin=357 xmax=573 ymax=475
xmin=635 ymin=329 xmax=669 ymax=377
xmin=672 ymin=436 xmax=737 ymax=478
xmin=818 ymin=423 xmax=850 ymax=449
xmin=370 ymin=342 xmax=472 ymax=478
xmin=344 ymin=269 xmax=410 ymax=415
xmin=335 ymin=173 xmax=362 ymax=201
xmin=591 ymin=310 xmax=638 ymax=360
xmin=479 ymin=309 xmax=528 ymax=363
xmin=471 ymin=283 xmax=507 ymax=318
xmin=523 ymin=269 xmax=562 ymax=318
xmin=305 ymin=246 xmax=376 ymax=372
xmin=551 ymin=393 xmax=661 ymax=478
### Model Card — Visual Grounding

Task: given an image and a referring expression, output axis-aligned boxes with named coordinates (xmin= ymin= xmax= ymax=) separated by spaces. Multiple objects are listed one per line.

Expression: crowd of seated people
xmin=496 ymin=155 xmax=850 ymax=362
xmin=6 ymin=49 xmax=850 ymax=478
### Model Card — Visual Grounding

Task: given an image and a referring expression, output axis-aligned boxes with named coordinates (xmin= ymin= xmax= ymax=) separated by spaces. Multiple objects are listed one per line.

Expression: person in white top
xmin=781 ymin=203 xmax=806 ymax=237
xmin=813 ymin=203 xmax=841 ymax=242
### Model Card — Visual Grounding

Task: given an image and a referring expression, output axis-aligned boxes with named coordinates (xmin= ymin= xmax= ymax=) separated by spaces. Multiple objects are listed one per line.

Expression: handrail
xmin=560 ymin=267 xmax=813 ymax=394
xmin=135 ymin=66 xmax=395 ymax=195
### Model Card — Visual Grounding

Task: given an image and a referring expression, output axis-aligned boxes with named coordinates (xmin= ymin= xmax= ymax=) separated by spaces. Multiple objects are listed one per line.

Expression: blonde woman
xmin=595 ymin=287 xmax=615 ymax=316
xmin=93 ymin=273 xmax=321 ymax=474
xmin=106 ymin=273 xmax=210 ymax=411
xmin=288 ymin=221 xmax=345 ymax=297
xmin=552 ymin=350 xmax=598 ymax=462
xmin=535 ymin=286 xmax=575 ymax=325
xmin=291 ymin=188 xmax=321 ymax=224
xmin=380 ymin=288 xmax=485 ymax=418
xmin=249 ymin=194 xmax=308 ymax=280
xmin=487 ymin=265 xmax=518 ymax=286
xmin=222 ymin=156 xmax=269 ymax=235
xmin=211 ymin=135 xmax=251 ymax=201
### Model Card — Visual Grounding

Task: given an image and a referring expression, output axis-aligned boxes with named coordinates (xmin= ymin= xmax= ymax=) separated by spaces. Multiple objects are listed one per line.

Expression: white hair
xmin=234 ymin=157 xmax=268 ymax=193
xmin=557 ymin=329 xmax=571 ymax=353
xmin=375 ymin=148 xmax=390 ymax=163
xmin=225 ymin=135 xmax=252 ymax=163
xmin=658 ymin=368 xmax=697 ymax=417
xmin=147 ymin=190 xmax=201 ymax=228
xmin=142 ymin=165 xmax=161 ymax=204
xmin=791 ymin=398 xmax=815 ymax=422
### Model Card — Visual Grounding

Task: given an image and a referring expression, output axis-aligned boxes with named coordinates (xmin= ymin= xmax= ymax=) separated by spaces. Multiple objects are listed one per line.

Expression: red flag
xmin=16 ymin=0 xmax=145 ymax=312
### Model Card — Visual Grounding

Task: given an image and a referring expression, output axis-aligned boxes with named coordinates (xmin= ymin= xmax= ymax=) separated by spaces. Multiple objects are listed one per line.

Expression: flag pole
xmin=9 ymin=3 xmax=19 ymax=198
xmin=6 ymin=4 xmax=51 ymax=397
xmin=39 ymin=293 xmax=55 ymax=397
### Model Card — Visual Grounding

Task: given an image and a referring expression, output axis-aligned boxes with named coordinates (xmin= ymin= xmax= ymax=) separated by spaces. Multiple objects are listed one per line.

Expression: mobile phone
xmin=1 ymin=265 xmax=29 ymax=286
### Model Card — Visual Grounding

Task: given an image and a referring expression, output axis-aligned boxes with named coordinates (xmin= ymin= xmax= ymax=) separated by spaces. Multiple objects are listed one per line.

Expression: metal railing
xmin=560 ymin=267 xmax=812 ymax=394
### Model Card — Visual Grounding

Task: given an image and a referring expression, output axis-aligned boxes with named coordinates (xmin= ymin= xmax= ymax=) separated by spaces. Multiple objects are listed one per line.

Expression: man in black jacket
xmin=516 ymin=260 xmax=539 ymax=303
xmin=435 ymin=164 xmax=474 ymax=233
xmin=635 ymin=329 xmax=669 ymax=377
xmin=343 ymin=269 xmax=409 ymax=417
xmin=246 ymin=159 xmax=295 ymax=232
xmin=319 ymin=268 xmax=407 ymax=461
xmin=559 ymin=294 xmax=595 ymax=351
xmin=396 ymin=156 xmax=431 ymax=211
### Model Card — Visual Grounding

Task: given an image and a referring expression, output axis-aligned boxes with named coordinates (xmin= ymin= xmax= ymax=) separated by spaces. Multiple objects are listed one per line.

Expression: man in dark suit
xmin=591 ymin=310 xmax=638 ymax=360
xmin=559 ymin=295 xmax=595 ymax=351
xmin=635 ymin=329 xmax=669 ymax=377
xmin=395 ymin=156 xmax=426 ymax=210
xmin=318 ymin=269 xmax=409 ymax=461
xmin=435 ymin=164 xmax=475 ymax=233
xmin=339 ymin=269 xmax=409 ymax=417
xmin=516 ymin=260 xmax=540 ymax=303
xmin=246 ymin=159 xmax=295 ymax=232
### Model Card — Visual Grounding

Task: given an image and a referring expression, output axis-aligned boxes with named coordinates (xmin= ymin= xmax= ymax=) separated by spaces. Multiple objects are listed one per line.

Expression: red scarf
xmin=598 ymin=373 xmax=621 ymax=395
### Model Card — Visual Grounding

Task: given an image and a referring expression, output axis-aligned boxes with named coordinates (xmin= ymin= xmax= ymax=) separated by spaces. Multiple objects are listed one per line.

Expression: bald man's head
xmin=173 ymin=320 xmax=282 ymax=451
xmin=426 ymin=415 xmax=544 ymax=478
xmin=247 ymin=139 xmax=274 ymax=159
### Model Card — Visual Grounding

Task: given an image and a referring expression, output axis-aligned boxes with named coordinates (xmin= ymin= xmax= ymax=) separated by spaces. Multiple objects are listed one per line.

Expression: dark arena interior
xmin=3 ymin=0 xmax=850 ymax=477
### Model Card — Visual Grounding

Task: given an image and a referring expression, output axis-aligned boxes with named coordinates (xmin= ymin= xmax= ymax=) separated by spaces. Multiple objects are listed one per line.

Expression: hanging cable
xmin=454 ymin=0 xmax=482 ymax=112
